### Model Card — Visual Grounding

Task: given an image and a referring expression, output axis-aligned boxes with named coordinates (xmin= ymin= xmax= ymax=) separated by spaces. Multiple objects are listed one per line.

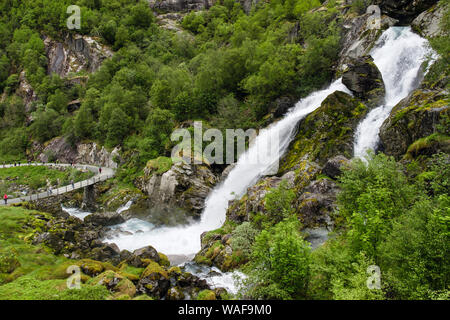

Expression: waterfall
xmin=106 ymin=79 xmax=350 ymax=256
xmin=353 ymin=27 xmax=436 ymax=158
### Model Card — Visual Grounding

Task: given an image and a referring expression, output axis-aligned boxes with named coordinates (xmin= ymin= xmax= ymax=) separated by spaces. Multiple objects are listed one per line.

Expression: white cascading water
xmin=354 ymin=27 xmax=436 ymax=158
xmin=106 ymin=79 xmax=350 ymax=256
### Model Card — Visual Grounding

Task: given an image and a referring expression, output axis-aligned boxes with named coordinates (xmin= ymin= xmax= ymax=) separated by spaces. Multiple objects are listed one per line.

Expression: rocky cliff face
xmin=374 ymin=0 xmax=439 ymax=24
xmin=412 ymin=1 xmax=448 ymax=37
xmin=149 ymin=0 xmax=214 ymax=12
xmin=342 ymin=55 xmax=386 ymax=108
xmin=337 ymin=11 xmax=397 ymax=72
xmin=44 ymin=34 xmax=113 ymax=78
xmin=135 ymin=161 xmax=219 ymax=221
xmin=37 ymin=137 xmax=120 ymax=169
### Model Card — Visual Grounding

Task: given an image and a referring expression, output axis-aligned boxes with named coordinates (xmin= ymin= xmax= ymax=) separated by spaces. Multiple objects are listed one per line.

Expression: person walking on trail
xmin=48 ymin=187 xmax=53 ymax=196
xmin=99 ymin=167 xmax=102 ymax=174
xmin=3 ymin=194 xmax=7 ymax=205
xmin=71 ymin=179 xmax=75 ymax=189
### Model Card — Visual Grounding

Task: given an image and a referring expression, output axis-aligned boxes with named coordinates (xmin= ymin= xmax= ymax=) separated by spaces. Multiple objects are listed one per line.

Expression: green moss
xmin=168 ymin=266 xmax=182 ymax=276
xmin=145 ymin=156 xmax=173 ymax=175
xmin=0 ymin=275 xmax=110 ymax=300
xmin=141 ymin=261 xmax=168 ymax=280
xmin=158 ymin=253 xmax=170 ymax=267
xmin=193 ymin=254 xmax=212 ymax=266
xmin=279 ymin=91 xmax=367 ymax=173
xmin=196 ymin=289 xmax=216 ymax=300
xmin=406 ymin=133 xmax=450 ymax=159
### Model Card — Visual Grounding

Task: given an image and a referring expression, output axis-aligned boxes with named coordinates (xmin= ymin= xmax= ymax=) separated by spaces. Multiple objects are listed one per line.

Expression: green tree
xmin=243 ymin=218 xmax=311 ymax=299
xmin=106 ymin=107 xmax=129 ymax=147
xmin=379 ymin=196 xmax=450 ymax=299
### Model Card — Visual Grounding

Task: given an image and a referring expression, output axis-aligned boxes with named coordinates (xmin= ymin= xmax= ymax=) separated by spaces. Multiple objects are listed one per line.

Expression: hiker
xmin=71 ymin=179 xmax=75 ymax=189
xmin=99 ymin=167 xmax=102 ymax=174
xmin=48 ymin=187 xmax=53 ymax=196
xmin=3 ymin=194 xmax=7 ymax=205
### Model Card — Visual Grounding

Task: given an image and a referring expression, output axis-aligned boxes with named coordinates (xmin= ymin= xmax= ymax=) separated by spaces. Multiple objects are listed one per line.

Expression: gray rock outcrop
xmin=342 ymin=55 xmax=386 ymax=107
xmin=45 ymin=34 xmax=113 ymax=78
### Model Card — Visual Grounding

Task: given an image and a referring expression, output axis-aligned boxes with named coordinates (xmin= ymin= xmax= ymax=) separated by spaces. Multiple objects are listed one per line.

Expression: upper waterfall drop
xmin=107 ymin=79 xmax=350 ymax=256
xmin=353 ymin=27 xmax=436 ymax=159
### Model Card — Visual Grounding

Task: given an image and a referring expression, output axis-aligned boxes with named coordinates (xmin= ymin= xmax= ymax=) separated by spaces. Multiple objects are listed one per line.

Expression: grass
xmin=0 ymin=207 xmax=111 ymax=299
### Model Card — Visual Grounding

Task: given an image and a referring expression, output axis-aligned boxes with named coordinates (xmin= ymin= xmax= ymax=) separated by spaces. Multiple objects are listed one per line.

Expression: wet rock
xmin=279 ymin=91 xmax=369 ymax=171
xmin=322 ymin=155 xmax=350 ymax=179
xmin=338 ymin=11 xmax=398 ymax=71
xmin=133 ymin=246 xmax=161 ymax=263
xmin=342 ymin=55 xmax=385 ymax=107
xmin=135 ymin=161 xmax=218 ymax=219
xmin=84 ymin=211 xmax=125 ymax=226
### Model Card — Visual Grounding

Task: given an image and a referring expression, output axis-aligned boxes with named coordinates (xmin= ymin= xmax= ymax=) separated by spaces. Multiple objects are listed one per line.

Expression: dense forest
xmin=0 ymin=0 xmax=448 ymax=301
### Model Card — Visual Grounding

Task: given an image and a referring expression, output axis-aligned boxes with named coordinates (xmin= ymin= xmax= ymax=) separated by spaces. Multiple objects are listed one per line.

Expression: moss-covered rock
xmin=196 ymin=289 xmax=216 ymax=300
xmin=166 ymin=286 xmax=185 ymax=300
xmin=158 ymin=253 xmax=170 ymax=267
xmin=137 ymin=261 xmax=170 ymax=298
xmin=279 ymin=91 xmax=368 ymax=172
xmin=380 ymin=88 xmax=449 ymax=159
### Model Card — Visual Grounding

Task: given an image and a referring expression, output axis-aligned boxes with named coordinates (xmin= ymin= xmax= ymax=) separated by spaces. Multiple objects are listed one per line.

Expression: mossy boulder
xmin=379 ymin=88 xmax=449 ymax=159
xmin=196 ymin=289 xmax=216 ymax=300
xmin=166 ymin=286 xmax=185 ymax=300
xmin=0 ymin=251 xmax=21 ymax=274
xmin=279 ymin=91 xmax=368 ymax=172
xmin=91 ymin=270 xmax=136 ymax=298
xmin=158 ymin=253 xmax=170 ymax=267
xmin=79 ymin=259 xmax=105 ymax=276
xmin=137 ymin=261 xmax=170 ymax=298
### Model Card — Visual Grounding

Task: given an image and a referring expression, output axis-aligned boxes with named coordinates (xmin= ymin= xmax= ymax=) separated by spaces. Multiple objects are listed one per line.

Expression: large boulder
xmin=84 ymin=211 xmax=126 ymax=226
xmin=279 ymin=91 xmax=369 ymax=172
xmin=342 ymin=55 xmax=385 ymax=107
xmin=133 ymin=246 xmax=161 ymax=263
xmin=137 ymin=261 xmax=171 ymax=298
xmin=297 ymin=178 xmax=339 ymax=228
xmin=379 ymin=88 xmax=449 ymax=159
xmin=374 ymin=0 xmax=439 ymax=24
xmin=322 ymin=155 xmax=350 ymax=180
xmin=135 ymin=160 xmax=218 ymax=220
